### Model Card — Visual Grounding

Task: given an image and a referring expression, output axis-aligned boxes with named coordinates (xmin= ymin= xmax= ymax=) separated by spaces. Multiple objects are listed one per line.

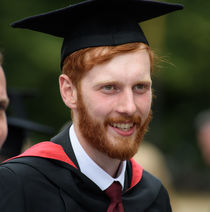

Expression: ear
xmin=59 ymin=74 xmax=77 ymax=109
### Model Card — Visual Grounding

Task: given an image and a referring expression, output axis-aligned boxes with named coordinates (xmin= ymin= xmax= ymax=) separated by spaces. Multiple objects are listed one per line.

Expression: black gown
xmin=0 ymin=126 xmax=172 ymax=212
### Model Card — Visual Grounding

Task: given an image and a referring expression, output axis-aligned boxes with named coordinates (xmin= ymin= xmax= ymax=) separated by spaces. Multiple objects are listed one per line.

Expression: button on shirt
xmin=70 ymin=125 xmax=126 ymax=191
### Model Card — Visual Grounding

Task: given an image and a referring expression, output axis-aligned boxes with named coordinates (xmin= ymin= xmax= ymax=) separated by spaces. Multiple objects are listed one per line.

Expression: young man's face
xmin=0 ymin=66 xmax=9 ymax=147
xmin=74 ymin=49 xmax=152 ymax=160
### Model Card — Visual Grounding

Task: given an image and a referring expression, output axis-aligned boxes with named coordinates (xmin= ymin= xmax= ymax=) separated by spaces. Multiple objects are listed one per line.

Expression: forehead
xmin=83 ymin=49 xmax=151 ymax=83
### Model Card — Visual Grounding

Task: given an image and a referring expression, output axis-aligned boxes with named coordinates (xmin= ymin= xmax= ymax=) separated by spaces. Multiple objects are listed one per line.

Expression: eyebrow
xmin=94 ymin=79 xmax=152 ymax=87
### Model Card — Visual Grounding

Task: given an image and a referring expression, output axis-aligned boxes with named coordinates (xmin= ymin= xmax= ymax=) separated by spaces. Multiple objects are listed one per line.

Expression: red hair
xmin=62 ymin=42 xmax=154 ymax=88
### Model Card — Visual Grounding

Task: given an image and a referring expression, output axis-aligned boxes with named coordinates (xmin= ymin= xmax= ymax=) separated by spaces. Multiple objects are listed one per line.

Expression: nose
xmin=116 ymin=89 xmax=137 ymax=116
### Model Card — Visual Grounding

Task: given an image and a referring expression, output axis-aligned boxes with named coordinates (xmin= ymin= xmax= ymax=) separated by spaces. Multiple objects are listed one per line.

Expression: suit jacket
xmin=0 ymin=125 xmax=172 ymax=212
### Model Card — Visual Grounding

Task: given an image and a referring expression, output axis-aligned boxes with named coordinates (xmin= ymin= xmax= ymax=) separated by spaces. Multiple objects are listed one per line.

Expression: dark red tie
xmin=105 ymin=182 xmax=124 ymax=212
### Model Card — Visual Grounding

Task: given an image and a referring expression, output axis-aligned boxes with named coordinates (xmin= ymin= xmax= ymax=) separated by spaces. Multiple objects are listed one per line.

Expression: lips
xmin=106 ymin=115 xmax=141 ymax=137
xmin=109 ymin=122 xmax=136 ymax=137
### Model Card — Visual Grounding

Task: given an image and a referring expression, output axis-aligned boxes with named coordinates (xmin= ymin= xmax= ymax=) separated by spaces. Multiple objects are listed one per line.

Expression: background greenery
xmin=1 ymin=0 xmax=210 ymax=190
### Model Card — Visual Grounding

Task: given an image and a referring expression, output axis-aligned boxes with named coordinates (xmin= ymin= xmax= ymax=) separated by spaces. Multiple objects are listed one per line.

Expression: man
xmin=195 ymin=110 xmax=210 ymax=166
xmin=0 ymin=52 xmax=9 ymax=148
xmin=0 ymin=0 xmax=183 ymax=211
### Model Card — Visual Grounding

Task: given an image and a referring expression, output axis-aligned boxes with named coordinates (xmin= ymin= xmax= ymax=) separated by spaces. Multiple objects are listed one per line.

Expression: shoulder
xmin=0 ymin=157 xmax=42 ymax=176
xmin=0 ymin=158 xmax=43 ymax=192
xmin=128 ymin=158 xmax=162 ymax=192
xmin=0 ymin=163 xmax=26 ymax=211
xmin=141 ymin=170 xmax=170 ymax=199
xmin=142 ymin=169 xmax=162 ymax=190
xmin=0 ymin=159 xmax=35 ymax=184
xmin=127 ymin=167 xmax=171 ymax=211
xmin=128 ymin=158 xmax=169 ymax=196
xmin=0 ymin=155 xmax=63 ymax=185
xmin=0 ymin=157 xmax=65 ymax=211
xmin=141 ymin=170 xmax=172 ymax=211
xmin=0 ymin=156 xmax=58 ymax=194
xmin=0 ymin=163 xmax=21 ymax=188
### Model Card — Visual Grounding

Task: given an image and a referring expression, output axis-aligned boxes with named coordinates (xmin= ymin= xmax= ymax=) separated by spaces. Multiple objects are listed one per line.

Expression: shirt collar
xmin=69 ymin=124 xmax=126 ymax=191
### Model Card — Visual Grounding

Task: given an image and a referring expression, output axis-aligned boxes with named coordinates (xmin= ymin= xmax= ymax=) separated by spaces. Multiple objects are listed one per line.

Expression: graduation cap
xmin=11 ymin=0 xmax=184 ymax=68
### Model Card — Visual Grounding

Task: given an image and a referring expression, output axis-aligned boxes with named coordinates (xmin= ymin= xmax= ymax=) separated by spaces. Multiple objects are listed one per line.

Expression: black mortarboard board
xmin=11 ymin=0 xmax=183 ymax=68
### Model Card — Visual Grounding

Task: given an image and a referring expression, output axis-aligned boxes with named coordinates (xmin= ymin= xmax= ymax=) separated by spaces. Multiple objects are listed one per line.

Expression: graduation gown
xmin=0 ymin=125 xmax=172 ymax=212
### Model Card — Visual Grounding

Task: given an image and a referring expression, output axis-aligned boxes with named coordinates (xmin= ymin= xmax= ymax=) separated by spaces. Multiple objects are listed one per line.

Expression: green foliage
xmin=1 ymin=0 xmax=70 ymax=130
xmin=146 ymin=0 xmax=210 ymax=188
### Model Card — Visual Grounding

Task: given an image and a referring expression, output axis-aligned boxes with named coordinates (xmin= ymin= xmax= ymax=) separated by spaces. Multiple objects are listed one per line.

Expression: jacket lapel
xmin=51 ymin=123 xmax=79 ymax=169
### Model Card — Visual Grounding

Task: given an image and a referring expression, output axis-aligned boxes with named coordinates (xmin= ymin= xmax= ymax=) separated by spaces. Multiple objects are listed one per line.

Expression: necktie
xmin=105 ymin=181 xmax=124 ymax=212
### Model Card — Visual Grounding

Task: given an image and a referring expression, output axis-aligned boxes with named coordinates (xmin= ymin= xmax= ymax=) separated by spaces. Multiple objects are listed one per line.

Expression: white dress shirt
xmin=69 ymin=124 xmax=126 ymax=191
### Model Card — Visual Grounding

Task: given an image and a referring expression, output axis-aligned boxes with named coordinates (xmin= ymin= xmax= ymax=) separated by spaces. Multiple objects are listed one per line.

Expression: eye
xmin=103 ymin=85 xmax=114 ymax=91
xmin=133 ymin=83 xmax=150 ymax=94
xmin=101 ymin=85 xmax=119 ymax=94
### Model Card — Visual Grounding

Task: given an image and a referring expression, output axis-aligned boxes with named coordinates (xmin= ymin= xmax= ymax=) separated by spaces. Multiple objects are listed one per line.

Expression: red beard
xmin=77 ymin=91 xmax=152 ymax=160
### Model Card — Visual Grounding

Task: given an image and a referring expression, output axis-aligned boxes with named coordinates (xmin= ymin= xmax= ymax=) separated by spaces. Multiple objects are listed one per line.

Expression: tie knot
xmin=105 ymin=182 xmax=122 ymax=203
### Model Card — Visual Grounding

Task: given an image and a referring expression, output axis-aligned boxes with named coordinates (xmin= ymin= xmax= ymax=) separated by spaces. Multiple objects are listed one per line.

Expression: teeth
xmin=112 ymin=123 xmax=134 ymax=131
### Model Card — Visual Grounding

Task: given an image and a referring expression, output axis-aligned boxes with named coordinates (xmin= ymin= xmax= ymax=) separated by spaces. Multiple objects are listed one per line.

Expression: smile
xmin=111 ymin=123 xmax=134 ymax=131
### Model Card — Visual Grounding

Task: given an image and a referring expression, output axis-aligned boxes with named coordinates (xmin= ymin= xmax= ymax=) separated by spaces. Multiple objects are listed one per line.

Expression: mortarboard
xmin=11 ymin=0 xmax=184 ymax=68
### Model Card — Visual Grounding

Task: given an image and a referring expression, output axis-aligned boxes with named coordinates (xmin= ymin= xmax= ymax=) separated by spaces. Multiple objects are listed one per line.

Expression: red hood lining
xmin=4 ymin=141 xmax=78 ymax=169
xmin=4 ymin=141 xmax=143 ymax=188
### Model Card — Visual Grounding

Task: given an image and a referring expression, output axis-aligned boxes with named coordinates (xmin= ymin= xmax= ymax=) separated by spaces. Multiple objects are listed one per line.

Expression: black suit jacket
xmin=0 ymin=125 xmax=172 ymax=212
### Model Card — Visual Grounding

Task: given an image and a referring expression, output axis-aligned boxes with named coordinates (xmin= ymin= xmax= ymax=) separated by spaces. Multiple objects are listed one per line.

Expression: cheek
xmin=89 ymin=102 xmax=112 ymax=118
xmin=135 ymin=94 xmax=152 ymax=117
xmin=85 ymin=94 xmax=114 ymax=118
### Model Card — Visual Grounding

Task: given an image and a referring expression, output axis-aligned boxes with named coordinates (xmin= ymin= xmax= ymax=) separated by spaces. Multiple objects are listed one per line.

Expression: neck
xmin=88 ymin=148 xmax=121 ymax=178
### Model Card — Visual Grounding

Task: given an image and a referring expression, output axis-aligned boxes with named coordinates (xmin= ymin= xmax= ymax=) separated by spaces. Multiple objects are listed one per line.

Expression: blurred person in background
xmin=0 ymin=1 xmax=183 ymax=211
xmin=195 ymin=109 xmax=210 ymax=166
xmin=0 ymin=51 xmax=9 ymax=148
xmin=170 ymin=111 xmax=210 ymax=212
xmin=134 ymin=116 xmax=210 ymax=212
xmin=0 ymin=52 xmax=55 ymax=161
